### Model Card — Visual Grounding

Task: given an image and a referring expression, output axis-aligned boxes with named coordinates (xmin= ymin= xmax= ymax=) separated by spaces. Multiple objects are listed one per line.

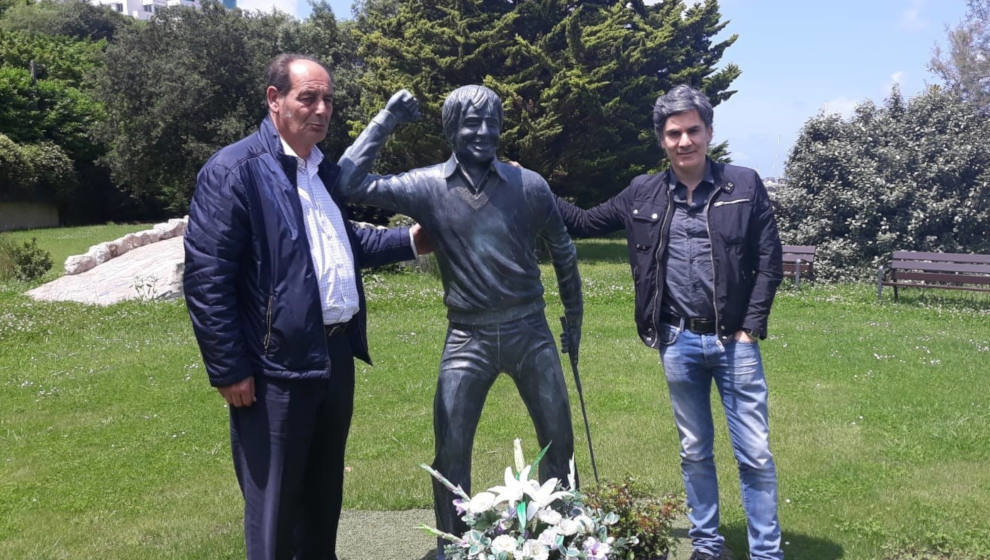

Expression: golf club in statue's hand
xmin=560 ymin=315 xmax=598 ymax=483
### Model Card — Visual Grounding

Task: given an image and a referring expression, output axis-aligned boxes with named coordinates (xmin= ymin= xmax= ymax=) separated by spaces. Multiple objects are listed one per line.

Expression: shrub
xmin=776 ymin=86 xmax=990 ymax=280
xmin=584 ymin=478 xmax=685 ymax=560
xmin=0 ymin=237 xmax=53 ymax=281
xmin=0 ymin=236 xmax=15 ymax=280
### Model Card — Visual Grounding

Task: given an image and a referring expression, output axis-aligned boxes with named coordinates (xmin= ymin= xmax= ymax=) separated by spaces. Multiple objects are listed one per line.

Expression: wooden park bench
xmin=782 ymin=245 xmax=816 ymax=288
xmin=876 ymin=251 xmax=990 ymax=301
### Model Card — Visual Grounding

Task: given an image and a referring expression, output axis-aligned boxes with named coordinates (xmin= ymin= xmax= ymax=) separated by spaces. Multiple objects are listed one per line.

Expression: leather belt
xmin=324 ymin=320 xmax=351 ymax=338
xmin=661 ymin=313 xmax=716 ymax=335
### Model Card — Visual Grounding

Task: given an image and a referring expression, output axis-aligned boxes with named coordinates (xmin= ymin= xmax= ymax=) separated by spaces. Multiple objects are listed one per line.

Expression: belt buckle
xmin=686 ymin=317 xmax=714 ymax=334
xmin=325 ymin=322 xmax=348 ymax=337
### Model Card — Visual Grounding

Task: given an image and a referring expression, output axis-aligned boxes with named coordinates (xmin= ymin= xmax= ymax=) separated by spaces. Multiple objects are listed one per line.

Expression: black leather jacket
xmin=556 ymin=160 xmax=782 ymax=347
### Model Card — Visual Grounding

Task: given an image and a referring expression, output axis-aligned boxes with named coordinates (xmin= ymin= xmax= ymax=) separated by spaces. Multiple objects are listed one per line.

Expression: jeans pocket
xmin=444 ymin=326 xmax=474 ymax=354
xmin=657 ymin=323 xmax=680 ymax=346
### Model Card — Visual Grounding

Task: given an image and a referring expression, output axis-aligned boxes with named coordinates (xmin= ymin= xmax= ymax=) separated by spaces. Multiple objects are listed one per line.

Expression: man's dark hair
xmin=652 ymin=84 xmax=714 ymax=145
xmin=266 ymin=54 xmax=332 ymax=96
xmin=441 ymin=85 xmax=503 ymax=147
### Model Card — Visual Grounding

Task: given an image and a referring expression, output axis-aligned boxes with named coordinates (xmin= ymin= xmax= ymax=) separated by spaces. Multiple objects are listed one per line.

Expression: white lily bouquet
xmin=421 ymin=439 xmax=636 ymax=560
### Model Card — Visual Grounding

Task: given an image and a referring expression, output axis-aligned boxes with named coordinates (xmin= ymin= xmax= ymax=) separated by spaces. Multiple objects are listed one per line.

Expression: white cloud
xmin=821 ymin=96 xmax=861 ymax=119
xmin=235 ymin=0 xmax=297 ymax=15
xmin=899 ymin=0 xmax=927 ymax=31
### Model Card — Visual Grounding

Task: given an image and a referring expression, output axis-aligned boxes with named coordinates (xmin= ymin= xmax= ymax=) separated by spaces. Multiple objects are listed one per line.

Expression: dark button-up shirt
xmin=660 ymin=163 xmax=717 ymax=321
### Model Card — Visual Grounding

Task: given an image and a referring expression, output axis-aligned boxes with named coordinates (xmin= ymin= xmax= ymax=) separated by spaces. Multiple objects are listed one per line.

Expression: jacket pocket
xmin=710 ymin=199 xmax=751 ymax=245
xmin=629 ymin=203 xmax=662 ymax=251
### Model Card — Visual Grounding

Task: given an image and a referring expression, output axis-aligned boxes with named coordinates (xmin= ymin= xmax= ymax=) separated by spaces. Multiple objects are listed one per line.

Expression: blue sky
xmin=242 ymin=0 xmax=968 ymax=178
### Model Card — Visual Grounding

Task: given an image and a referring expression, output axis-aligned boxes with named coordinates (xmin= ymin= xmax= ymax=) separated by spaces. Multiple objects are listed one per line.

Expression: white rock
xmin=121 ymin=232 xmax=141 ymax=252
xmin=134 ymin=229 xmax=162 ymax=245
xmin=107 ymin=240 xmax=124 ymax=258
xmin=64 ymin=254 xmax=97 ymax=275
xmin=88 ymin=242 xmax=112 ymax=264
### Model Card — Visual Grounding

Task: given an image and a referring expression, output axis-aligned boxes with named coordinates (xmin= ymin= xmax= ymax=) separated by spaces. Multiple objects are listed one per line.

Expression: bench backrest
xmin=890 ymin=251 xmax=990 ymax=285
xmin=892 ymin=251 xmax=990 ymax=266
xmin=782 ymin=245 xmax=815 ymax=276
xmin=783 ymin=245 xmax=816 ymax=260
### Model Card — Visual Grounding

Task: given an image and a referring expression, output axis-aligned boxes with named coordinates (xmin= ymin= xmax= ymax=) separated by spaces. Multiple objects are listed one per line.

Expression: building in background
xmin=88 ymin=0 xmax=236 ymax=21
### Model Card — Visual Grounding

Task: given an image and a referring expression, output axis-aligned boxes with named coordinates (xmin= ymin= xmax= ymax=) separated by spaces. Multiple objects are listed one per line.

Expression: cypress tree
xmin=353 ymin=0 xmax=739 ymax=204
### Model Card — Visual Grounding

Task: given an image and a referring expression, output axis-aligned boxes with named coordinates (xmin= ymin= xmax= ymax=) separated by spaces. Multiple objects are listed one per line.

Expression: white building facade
xmin=89 ymin=0 xmax=205 ymax=21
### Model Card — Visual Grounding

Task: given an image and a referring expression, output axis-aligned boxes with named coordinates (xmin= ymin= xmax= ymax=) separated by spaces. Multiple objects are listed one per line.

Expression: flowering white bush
xmin=421 ymin=439 xmax=636 ymax=560
xmin=775 ymin=86 xmax=990 ymax=281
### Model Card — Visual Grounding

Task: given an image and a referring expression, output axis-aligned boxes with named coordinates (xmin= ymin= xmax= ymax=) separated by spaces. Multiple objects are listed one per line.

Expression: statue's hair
xmin=441 ymin=85 xmax=503 ymax=146
xmin=652 ymin=84 xmax=714 ymax=145
xmin=266 ymin=53 xmax=332 ymax=96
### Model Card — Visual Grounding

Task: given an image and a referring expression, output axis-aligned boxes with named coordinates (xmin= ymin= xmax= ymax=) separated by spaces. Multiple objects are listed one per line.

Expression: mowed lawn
xmin=0 ymin=227 xmax=988 ymax=559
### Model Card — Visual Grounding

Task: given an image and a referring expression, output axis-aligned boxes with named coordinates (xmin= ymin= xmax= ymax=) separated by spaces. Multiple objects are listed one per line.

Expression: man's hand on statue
xmin=217 ymin=376 xmax=256 ymax=408
xmin=386 ymin=89 xmax=421 ymax=124
xmin=410 ymin=223 xmax=435 ymax=255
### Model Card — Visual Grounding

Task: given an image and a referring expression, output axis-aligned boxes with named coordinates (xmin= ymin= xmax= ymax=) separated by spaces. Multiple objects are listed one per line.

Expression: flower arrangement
xmin=421 ymin=439 xmax=637 ymax=560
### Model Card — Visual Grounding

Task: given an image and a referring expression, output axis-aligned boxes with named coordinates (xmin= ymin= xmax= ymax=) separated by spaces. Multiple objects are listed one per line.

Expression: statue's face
xmin=452 ymin=103 xmax=500 ymax=168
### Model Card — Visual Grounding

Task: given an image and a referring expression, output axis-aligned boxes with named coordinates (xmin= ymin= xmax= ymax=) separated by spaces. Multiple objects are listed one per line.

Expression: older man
xmin=336 ymin=84 xmax=583 ymax=559
xmin=555 ymin=84 xmax=784 ymax=560
xmin=184 ymin=54 xmax=423 ymax=559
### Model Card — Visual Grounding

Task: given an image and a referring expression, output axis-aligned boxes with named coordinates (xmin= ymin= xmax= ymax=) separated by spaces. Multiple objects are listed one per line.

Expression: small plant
xmin=0 ymin=236 xmax=52 ymax=281
xmin=133 ymin=274 xmax=160 ymax=300
xmin=584 ymin=479 xmax=686 ymax=560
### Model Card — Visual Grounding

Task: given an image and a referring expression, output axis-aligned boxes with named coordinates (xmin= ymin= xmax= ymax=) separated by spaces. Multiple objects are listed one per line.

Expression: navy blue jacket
xmin=556 ymin=160 xmax=782 ymax=347
xmin=184 ymin=117 xmax=414 ymax=387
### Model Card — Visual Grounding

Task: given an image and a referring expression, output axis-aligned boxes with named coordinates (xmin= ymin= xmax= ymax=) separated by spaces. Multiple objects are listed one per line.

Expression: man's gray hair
xmin=652 ymin=84 xmax=714 ymax=144
xmin=266 ymin=54 xmax=332 ymax=96
xmin=441 ymin=85 xmax=503 ymax=146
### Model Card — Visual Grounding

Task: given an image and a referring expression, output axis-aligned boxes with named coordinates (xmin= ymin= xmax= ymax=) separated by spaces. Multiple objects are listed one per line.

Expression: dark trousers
xmin=432 ymin=312 xmax=575 ymax=554
xmin=229 ymin=332 xmax=354 ymax=560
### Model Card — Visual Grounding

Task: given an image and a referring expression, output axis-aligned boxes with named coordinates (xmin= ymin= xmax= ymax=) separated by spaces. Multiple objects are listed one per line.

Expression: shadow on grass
xmin=573 ymin=238 xmax=629 ymax=264
xmin=722 ymin=523 xmax=843 ymax=559
xmin=879 ymin=289 xmax=990 ymax=312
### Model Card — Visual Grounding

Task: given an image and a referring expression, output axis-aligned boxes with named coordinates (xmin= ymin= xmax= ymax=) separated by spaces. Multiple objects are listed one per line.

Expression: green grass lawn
xmin=1 ymin=228 xmax=988 ymax=559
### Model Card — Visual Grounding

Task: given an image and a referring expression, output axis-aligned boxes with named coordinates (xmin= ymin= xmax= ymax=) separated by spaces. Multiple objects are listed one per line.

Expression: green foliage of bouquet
xmin=584 ymin=479 xmax=685 ymax=560
xmin=422 ymin=440 xmax=637 ymax=560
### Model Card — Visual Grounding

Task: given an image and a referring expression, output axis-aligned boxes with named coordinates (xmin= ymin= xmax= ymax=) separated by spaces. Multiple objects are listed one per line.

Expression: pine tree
xmin=352 ymin=0 xmax=739 ymax=204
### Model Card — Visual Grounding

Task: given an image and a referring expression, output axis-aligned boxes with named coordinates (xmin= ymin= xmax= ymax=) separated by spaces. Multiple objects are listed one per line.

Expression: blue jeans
xmin=658 ymin=323 xmax=783 ymax=560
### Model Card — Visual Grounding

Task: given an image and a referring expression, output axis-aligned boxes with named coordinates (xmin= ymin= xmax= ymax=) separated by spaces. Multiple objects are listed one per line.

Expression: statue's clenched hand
xmin=386 ymin=89 xmax=421 ymax=124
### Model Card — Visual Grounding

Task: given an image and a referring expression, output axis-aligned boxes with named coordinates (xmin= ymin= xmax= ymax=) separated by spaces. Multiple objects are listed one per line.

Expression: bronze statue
xmin=340 ymin=85 xmax=583 ymax=558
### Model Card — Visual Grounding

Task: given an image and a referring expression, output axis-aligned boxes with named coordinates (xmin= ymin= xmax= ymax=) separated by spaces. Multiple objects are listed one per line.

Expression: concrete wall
xmin=0 ymin=202 xmax=59 ymax=232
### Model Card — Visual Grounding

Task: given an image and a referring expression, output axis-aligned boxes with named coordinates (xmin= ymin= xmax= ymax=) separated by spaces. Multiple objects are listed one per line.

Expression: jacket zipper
xmin=705 ymin=184 xmax=724 ymax=339
xmin=264 ymin=293 xmax=273 ymax=353
xmin=650 ymin=180 xmax=676 ymax=346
